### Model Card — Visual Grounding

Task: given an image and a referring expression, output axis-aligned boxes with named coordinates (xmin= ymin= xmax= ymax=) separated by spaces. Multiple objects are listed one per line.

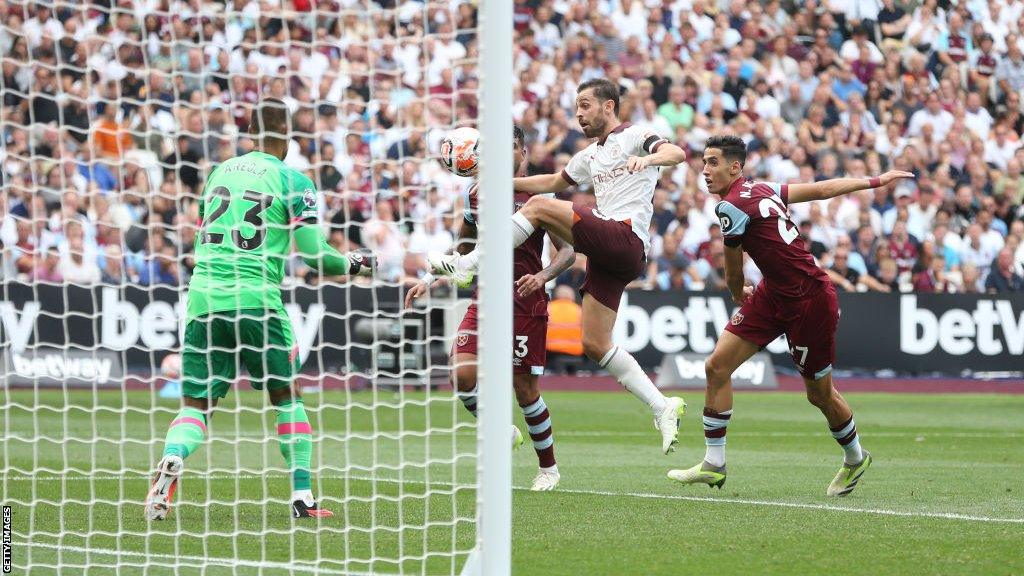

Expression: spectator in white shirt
xmin=983 ymin=124 xmax=1019 ymax=171
xmin=58 ymin=234 xmax=101 ymax=285
xmin=907 ymin=92 xmax=954 ymax=141
xmin=963 ymin=92 xmax=994 ymax=139
xmin=959 ymin=223 xmax=997 ymax=282
xmin=906 ymin=186 xmax=937 ymax=241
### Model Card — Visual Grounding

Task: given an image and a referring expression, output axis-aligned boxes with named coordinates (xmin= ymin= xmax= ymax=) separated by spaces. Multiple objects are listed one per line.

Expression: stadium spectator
xmin=546 ymin=284 xmax=584 ymax=375
xmin=986 ymin=248 xmax=1024 ymax=293
xmin=0 ymin=0 xmax=1020 ymax=302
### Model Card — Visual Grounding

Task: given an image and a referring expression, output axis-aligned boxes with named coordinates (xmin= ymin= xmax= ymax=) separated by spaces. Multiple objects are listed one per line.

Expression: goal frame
xmin=465 ymin=1 xmax=514 ymax=575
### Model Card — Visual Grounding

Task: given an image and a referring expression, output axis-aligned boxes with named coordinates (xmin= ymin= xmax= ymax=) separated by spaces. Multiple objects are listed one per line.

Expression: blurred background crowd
xmin=2 ymin=0 xmax=1023 ymax=295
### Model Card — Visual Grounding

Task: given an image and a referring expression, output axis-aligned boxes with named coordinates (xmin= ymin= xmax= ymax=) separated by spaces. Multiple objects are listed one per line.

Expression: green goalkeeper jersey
xmin=186 ymin=150 xmax=320 ymax=321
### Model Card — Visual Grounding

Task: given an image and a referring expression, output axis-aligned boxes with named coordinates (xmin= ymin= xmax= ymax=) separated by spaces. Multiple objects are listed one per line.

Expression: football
xmin=439 ymin=126 xmax=480 ymax=177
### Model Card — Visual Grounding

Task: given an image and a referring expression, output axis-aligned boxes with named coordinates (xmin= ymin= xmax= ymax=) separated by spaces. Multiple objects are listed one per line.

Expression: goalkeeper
xmin=145 ymin=98 xmax=373 ymax=521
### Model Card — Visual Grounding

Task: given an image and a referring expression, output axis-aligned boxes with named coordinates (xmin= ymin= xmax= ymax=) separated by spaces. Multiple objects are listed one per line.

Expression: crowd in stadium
xmin=1 ymin=0 xmax=1023 ymax=294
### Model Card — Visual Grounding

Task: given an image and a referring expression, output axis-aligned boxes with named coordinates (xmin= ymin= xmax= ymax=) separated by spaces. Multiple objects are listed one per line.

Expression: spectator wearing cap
xmin=985 ymin=249 xmax=1024 ymax=293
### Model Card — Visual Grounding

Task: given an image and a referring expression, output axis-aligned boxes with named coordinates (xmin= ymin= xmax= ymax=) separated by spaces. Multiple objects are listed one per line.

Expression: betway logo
xmin=10 ymin=352 xmax=114 ymax=384
xmin=901 ymin=295 xmax=1024 ymax=356
xmin=674 ymin=355 xmax=768 ymax=385
xmin=613 ymin=293 xmax=789 ymax=354
xmin=0 ymin=288 xmax=325 ymax=362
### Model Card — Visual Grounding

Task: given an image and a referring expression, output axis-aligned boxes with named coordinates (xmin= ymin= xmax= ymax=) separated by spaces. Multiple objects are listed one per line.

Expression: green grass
xmin=2 ymin=389 xmax=1022 ymax=575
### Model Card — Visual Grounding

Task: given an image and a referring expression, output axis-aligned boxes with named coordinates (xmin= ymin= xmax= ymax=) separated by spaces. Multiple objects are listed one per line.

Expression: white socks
xmin=511 ymin=212 xmax=535 ymax=247
xmin=599 ymin=346 xmax=667 ymax=414
xmin=704 ymin=445 xmax=726 ymax=468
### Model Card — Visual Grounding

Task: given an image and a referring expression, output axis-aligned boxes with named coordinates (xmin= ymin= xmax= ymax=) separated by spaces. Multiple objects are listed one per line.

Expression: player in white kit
xmin=429 ymin=79 xmax=689 ymax=454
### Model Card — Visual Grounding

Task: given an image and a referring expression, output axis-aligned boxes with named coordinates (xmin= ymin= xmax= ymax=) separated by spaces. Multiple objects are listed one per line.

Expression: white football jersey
xmin=560 ymin=123 xmax=669 ymax=254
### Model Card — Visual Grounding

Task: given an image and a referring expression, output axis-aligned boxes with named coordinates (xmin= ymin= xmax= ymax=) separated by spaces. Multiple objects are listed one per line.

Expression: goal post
xmin=473 ymin=0 xmax=514 ymax=574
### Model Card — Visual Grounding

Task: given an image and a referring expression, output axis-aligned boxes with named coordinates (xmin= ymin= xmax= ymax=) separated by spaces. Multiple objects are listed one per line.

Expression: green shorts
xmin=181 ymin=308 xmax=299 ymax=400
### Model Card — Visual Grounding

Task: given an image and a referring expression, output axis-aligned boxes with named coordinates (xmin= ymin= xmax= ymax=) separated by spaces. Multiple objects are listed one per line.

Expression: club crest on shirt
xmin=731 ymin=312 xmax=744 ymax=325
xmin=456 ymin=332 xmax=470 ymax=347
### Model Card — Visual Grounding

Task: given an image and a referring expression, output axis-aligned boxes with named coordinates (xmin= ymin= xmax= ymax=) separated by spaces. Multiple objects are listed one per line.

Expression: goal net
xmin=1 ymin=1 xmax=510 ymax=574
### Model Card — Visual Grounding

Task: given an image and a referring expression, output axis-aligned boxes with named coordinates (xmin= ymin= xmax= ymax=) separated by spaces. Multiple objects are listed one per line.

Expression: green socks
xmin=162 ymin=407 xmax=207 ymax=459
xmin=276 ymin=399 xmax=313 ymax=491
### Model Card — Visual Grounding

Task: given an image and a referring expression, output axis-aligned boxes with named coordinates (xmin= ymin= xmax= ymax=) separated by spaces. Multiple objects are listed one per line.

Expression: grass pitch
xmin=3 ymin=388 xmax=1022 ymax=575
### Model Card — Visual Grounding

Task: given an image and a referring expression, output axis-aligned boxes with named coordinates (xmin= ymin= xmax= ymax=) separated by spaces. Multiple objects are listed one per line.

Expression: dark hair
xmin=250 ymin=97 xmax=290 ymax=144
xmin=577 ymin=78 xmax=620 ymax=114
xmin=513 ymin=124 xmax=525 ymax=149
xmin=704 ymin=135 xmax=747 ymax=166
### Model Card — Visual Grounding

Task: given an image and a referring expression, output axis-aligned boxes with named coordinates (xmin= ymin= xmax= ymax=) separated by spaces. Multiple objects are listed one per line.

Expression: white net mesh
xmin=1 ymin=0 xmax=485 ymax=573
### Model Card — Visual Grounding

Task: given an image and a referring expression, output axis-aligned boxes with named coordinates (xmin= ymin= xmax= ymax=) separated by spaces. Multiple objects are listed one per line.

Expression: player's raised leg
xmin=429 ymin=195 xmax=574 ymax=279
xmin=581 ymin=293 xmax=685 ymax=454
xmin=668 ymin=330 xmax=760 ymax=488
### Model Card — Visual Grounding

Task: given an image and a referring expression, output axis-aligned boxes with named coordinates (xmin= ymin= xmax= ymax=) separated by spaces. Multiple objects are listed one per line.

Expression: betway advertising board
xmin=1 ymin=283 xmax=1021 ymax=383
xmin=614 ymin=291 xmax=1024 ymax=375
xmin=0 ymin=282 xmax=403 ymax=386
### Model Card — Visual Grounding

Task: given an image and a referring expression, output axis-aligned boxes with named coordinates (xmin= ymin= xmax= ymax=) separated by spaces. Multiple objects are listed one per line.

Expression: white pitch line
xmin=5 ymin=473 xmax=1022 ymax=525
xmin=18 ymin=542 xmax=388 ymax=575
xmin=4 ymin=430 xmax=1019 ymax=440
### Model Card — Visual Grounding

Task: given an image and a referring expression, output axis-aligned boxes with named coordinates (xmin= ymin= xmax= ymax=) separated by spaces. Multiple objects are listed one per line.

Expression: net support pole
xmin=473 ymin=1 xmax=513 ymax=575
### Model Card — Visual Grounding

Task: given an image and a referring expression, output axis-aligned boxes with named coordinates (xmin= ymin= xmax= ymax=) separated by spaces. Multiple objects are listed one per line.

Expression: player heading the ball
xmin=144 ymin=98 xmax=375 ymax=521
xmin=428 ymin=79 xmax=689 ymax=455
xmin=668 ymin=134 xmax=913 ymax=496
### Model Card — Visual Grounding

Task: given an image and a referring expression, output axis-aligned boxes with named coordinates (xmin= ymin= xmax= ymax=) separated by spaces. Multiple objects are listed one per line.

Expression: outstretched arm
xmin=515 ymin=235 xmax=577 ymax=297
xmin=513 ymin=172 xmax=572 ymax=195
xmin=787 ymin=170 xmax=915 ymax=204
xmin=294 ymin=224 xmax=354 ymax=276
